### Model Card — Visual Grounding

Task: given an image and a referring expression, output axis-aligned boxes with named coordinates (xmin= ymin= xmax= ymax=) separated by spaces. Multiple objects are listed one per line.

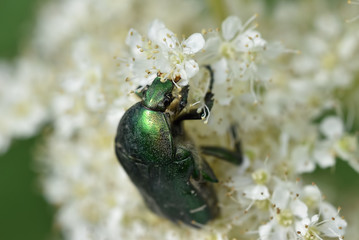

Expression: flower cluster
xmin=121 ymin=15 xmax=283 ymax=133
xmin=199 ymin=15 xmax=283 ymax=105
xmin=0 ymin=59 xmax=52 ymax=153
xmin=123 ymin=20 xmax=205 ymax=86
xmin=1 ymin=0 xmax=358 ymax=240
xmin=223 ymin=163 xmax=347 ymax=240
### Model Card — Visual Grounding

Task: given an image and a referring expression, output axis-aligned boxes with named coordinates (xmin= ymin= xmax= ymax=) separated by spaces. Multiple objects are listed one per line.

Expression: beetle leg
xmin=201 ymin=146 xmax=242 ymax=165
xmin=193 ymin=159 xmax=218 ymax=183
xmin=176 ymin=146 xmax=218 ymax=183
xmin=174 ymin=66 xmax=215 ymax=123
xmin=134 ymin=84 xmax=149 ymax=100
xmin=177 ymin=85 xmax=189 ymax=113
xmin=201 ymin=126 xmax=243 ymax=165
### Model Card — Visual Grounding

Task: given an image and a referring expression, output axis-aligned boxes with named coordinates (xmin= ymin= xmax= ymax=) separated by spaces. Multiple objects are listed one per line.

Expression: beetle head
xmin=142 ymin=77 xmax=174 ymax=111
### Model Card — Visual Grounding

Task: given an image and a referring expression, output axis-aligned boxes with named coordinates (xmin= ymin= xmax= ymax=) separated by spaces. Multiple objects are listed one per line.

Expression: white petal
xmin=320 ymin=116 xmax=344 ymax=139
xmin=153 ymin=55 xmax=172 ymax=74
xmin=302 ymin=185 xmax=321 ymax=206
xmin=182 ymin=33 xmax=205 ymax=54
xmin=213 ymin=85 xmax=232 ymax=105
xmin=243 ymin=185 xmax=270 ymax=200
xmin=184 ymin=59 xmax=199 ymax=79
xmin=197 ymin=36 xmax=221 ymax=64
xmin=272 ymin=185 xmax=290 ymax=209
xmin=334 ymin=135 xmax=358 ymax=164
xmin=259 ymin=222 xmax=273 ymax=240
xmin=222 ymin=16 xmax=242 ymax=41
xmin=311 ymin=214 xmax=319 ymax=223
xmin=176 ymin=65 xmax=189 ymax=86
xmin=148 ymin=19 xmax=166 ymax=41
xmin=318 ymin=202 xmax=347 ymax=237
xmin=176 ymin=64 xmax=187 ymax=82
xmin=291 ymin=145 xmax=316 ymax=173
xmin=148 ymin=19 xmax=178 ymax=50
xmin=158 ymin=28 xmax=178 ymax=50
xmin=290 ymin=199 xmax=308 ymax=219
xmin=315 ymin=14 xmax=341 ymax=38
xmin=263 ymin=41 xmax=285 ymax=59
xmin=320 ymin=202 xmax=340 ymax=220
xmin=338 ymin=34 xmax=358 ymax=60
xmin=295 ymin=218 xmax=310 ymax=236
xmin=313 ymin=143 xmax=335 ymax=168
xmin=177 ymin=78 xmax=188 ymax=86
xmin=234 ymin=30 xmax=266 ymax=52
xmin=212 ymin=58 xmax=228 ymax=84
xmin=125 ymin=28 xmax=143 ymax=55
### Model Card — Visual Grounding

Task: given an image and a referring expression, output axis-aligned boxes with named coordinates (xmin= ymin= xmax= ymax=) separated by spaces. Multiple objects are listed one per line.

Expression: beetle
xmin=115 ymin=67 xmax=242 ymax=227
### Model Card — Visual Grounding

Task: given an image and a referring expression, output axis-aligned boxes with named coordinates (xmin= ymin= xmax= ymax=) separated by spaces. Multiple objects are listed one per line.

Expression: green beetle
xmin=115 ymin=68 xmax=242 ymax=227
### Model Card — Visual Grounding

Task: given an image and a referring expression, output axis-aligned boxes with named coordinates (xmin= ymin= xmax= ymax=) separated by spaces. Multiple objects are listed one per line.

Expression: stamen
xmin=241 ymin=13 xmax=258 ymax=32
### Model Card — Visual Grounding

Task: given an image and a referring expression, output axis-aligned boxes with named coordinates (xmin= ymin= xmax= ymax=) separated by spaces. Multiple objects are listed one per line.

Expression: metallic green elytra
xmin=115 ymin=69 xmax=242 ymax=228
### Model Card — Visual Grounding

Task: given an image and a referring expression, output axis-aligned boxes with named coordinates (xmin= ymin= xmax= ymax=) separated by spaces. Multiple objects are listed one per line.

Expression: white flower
xmin=258 ymin=181 xmax=308 ymax=240
xmin=291 ymin=145 xmax=316 ymax=173
xmin=315 ymin=116 xmax=359 ymax=172
xmin=334 ymin=135 xmax=359 ymax=171
xmin=295 ymin=214 xmax=322 ymax=240
xmin=289 ymin=116 xmax=357 ymax=173
xmin=198 ymin=15 xmax=283 ymax=104
xmin=301 ymin=185 xmax=322 ymax=211
xmin=320 ymin=116 xmax=344 ymax=139
xmin=1 ymin=0 xmax=356 ymax=239
xmin=242 ymin=168 xmax=271 ymax=202
xmin=124 ymin=20 xmax=204 ymax=86
xmin=318 ymin=202 xmax=347 ymax=239
xmin=295 ymin=201 xmax=347 ymax=240
xmin=0 ymin=60 xmax=50 ymax=152
xmin=313 ymin=141 xmax=336 ymax=168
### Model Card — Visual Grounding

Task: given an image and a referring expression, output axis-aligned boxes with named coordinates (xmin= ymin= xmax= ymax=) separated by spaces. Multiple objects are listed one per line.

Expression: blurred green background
xmin=0 ymin=0 xmax=358 ymax=240
xmin=0 ymin=0 xmax=54 ymax=240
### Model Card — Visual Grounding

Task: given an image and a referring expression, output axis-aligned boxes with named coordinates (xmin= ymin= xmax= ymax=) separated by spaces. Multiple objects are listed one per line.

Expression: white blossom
xmin=198 ymin=15 xmax=284 ymax=105
xmin=123 ymin=20 xmax=204 ymax=87
xmin=1 ymin=0 xmax=357 ymax=240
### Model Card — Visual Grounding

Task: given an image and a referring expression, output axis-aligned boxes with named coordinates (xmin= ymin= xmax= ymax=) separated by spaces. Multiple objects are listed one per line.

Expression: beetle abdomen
xmin=115 ymin=102 xmax=219 ymax=227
